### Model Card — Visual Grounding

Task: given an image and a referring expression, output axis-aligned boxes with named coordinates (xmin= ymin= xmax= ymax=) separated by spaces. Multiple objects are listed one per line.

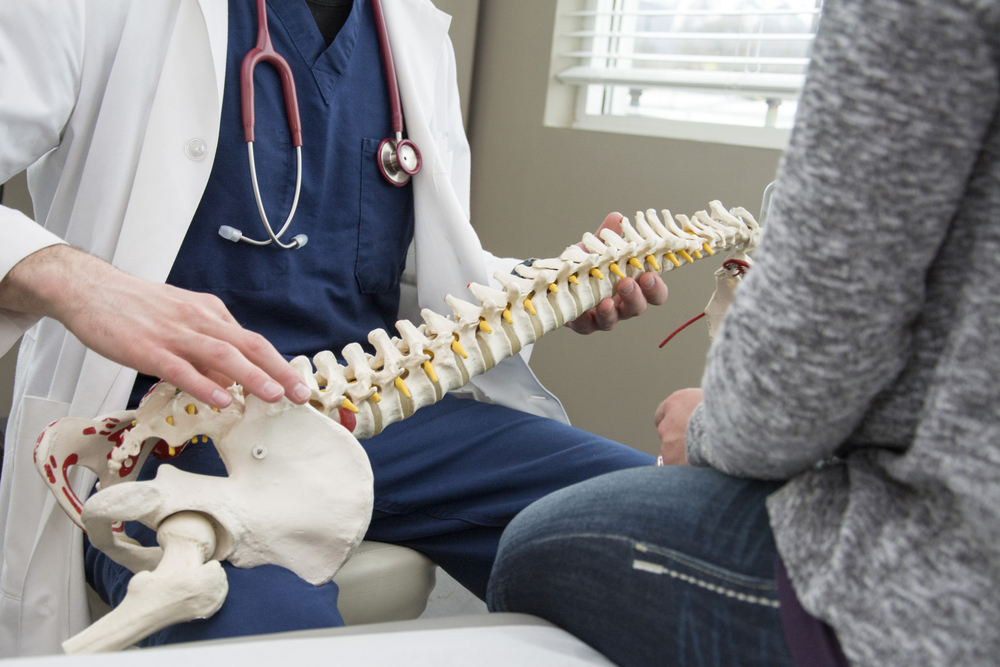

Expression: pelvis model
xmin=34 ymin=202 xmax=761 ymax=653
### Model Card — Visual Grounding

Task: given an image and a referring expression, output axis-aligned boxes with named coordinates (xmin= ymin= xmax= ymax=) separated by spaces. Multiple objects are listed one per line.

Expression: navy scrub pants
xmin=85 ymin=395 xmax=653 ymax=646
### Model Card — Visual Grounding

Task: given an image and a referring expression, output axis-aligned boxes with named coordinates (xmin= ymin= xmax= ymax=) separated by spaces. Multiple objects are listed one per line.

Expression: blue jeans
xmin=486 ymin=466 xmax=794 ymax=667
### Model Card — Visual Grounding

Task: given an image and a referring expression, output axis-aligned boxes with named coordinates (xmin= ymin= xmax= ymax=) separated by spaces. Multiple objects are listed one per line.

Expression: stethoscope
xmin=218 ymin=0 xmax=422 ymax=250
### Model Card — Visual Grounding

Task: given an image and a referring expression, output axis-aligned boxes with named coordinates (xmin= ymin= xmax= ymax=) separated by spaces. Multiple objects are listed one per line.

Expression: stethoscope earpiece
xmin=218 ymin=225 xmax=243 ymax=242
xmin=378 ymin=136 xmax=422 ymax=186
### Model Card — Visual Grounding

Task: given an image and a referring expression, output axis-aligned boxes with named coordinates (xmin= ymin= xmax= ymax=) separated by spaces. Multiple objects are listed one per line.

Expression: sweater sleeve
xmin=686 ymin=0 xmax=1000 ymax=478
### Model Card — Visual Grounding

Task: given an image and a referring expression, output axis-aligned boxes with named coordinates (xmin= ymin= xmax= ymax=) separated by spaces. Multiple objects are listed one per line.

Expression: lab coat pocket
xmin=436 ymin=140 xmax=454 ymax=178
xmin=356 ymin=138 xmax=415 ymax=295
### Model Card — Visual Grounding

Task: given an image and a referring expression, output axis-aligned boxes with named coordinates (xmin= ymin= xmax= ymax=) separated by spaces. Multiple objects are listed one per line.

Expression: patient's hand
xmin=565 ymin=212 xmax=669 ymax=334
xmin=654 ymin=388 xmax=702 ymax=465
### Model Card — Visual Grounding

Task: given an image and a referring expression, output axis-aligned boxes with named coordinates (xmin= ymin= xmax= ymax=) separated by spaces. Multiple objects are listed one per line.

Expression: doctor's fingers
xmin=142 ymin=334 xmax=288 ymax=409
xmin=611 ymin=274 xmax=668 ymax=320
xmin=638 ymin=272 xmax=668 ymax=306
xmin=140 ymin=287 xmax=311 ymax=406
xmin=594 ymin=211 xmax=624 ymax=238
xmin=162 ymin=323 xmax=312 ymax=408
xmin=574 ymin=212 xmax=624 ymax=253
xmin=141 ymin=349 xmax=240 ymax=409
xmin=568 ymin=276 xmax=660 ymax=333
xmin=564 ymin=297 xmax=619 ymax=334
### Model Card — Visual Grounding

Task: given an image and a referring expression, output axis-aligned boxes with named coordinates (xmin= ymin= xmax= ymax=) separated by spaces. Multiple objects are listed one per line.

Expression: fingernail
xmin=293 ymin=383 xmax=311 ymax=402
xmin=262 ymin=381 xmax=282 ymax=400
xmin=642 ymin=274 xmax=656 ymax=289
xmin=620 ymin=281 xmax=635 ymax=295
xmin=211 ymin=390 xmax=231 ymax=408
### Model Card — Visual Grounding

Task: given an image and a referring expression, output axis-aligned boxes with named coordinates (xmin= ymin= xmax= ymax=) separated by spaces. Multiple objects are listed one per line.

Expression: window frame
xmin=544 ymin=0 xmax=821 ymax=150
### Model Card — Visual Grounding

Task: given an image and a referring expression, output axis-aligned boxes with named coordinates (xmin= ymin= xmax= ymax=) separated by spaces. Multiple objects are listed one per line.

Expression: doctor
xmin=0 ymin=0 xmax=665 ymax=656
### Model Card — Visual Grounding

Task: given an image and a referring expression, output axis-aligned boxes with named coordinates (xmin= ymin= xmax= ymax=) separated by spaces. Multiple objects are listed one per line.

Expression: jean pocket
xmin=355 ymin=138 xmax=415 ymax=294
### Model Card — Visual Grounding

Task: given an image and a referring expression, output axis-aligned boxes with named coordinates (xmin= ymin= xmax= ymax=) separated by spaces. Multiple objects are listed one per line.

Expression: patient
xmin=486 ymin=1 xmax=1000 ymax=665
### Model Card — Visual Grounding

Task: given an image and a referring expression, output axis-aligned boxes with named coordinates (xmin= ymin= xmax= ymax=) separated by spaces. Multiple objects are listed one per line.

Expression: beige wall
xmin=466 ymin=0 xmax=783 ymax=455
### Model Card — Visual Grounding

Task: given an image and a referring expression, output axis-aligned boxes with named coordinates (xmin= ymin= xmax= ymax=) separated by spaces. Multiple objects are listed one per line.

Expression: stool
xmin=86 ymin=541 xmax=437 ymax=629
xmin=332 ymin=541 xmax=436 ymax=625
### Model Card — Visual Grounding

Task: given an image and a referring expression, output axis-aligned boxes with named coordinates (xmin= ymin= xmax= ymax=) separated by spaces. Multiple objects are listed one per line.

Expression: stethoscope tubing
xmin=245 ymin=143 xmax=304 ymax=249
xmin=228 ymin=0 xmax=419 ymax=249
xmin=370 ymin=0 xmax=402 ymax=137
xmin=241 ymin=0 xmax=302 ymax=147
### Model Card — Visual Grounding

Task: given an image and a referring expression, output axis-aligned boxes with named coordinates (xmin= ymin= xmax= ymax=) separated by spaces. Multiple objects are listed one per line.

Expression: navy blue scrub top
xmin=131 ymin=0 xmax=413 ymax=406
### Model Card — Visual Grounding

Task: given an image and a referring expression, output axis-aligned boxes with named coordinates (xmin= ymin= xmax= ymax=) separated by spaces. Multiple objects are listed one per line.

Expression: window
xmin=546 ymin=0 xmax=823 ymax=149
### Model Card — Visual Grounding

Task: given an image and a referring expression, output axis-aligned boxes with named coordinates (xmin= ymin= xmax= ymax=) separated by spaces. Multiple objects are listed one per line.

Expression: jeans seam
xmin=520 ymin=532 xmax=777 ymax=599
xmin=634 ymin=542 xmax=777 ymax=591
xmin=631 ymin=559 xmax=780 ymax=608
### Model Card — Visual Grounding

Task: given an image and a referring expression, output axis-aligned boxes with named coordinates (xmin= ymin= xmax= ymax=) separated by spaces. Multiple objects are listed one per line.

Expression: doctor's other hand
xmin=654 ymin=388 xmax=702 ymax=466
xmin=0 ymin=244 xmax=311 ymax=409
xmin=565 ymin=212 xmax=669 ymax=335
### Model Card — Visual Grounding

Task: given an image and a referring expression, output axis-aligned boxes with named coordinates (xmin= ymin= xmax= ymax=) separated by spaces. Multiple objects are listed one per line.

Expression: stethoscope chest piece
xmin=378 ymin=137 xmax=422 ymax=186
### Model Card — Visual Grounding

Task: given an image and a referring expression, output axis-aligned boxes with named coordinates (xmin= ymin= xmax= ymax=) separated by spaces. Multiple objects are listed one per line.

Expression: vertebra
xmin=293 ymin=201 xmax=760 ymax=440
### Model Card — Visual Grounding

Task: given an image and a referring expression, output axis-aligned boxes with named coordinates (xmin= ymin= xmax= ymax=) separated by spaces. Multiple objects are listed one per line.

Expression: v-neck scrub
xmin=161 ymin=0 xmax=413 ymax=364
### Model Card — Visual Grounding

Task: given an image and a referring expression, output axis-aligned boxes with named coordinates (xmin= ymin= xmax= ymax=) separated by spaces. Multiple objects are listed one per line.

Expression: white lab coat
xmin=0 ymin=0 xmax=567 ymax=656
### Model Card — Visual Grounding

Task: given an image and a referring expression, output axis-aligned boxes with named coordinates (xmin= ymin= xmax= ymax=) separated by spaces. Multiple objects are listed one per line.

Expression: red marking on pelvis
xmin=152 ymin=438 xmax=188 ymax=461
xmin=111 ymin=424 xmax=133 ymax=447
xmin=82 ymin=427 xmax=97 ymax=436
xmin=35 ymin=424 xmax=55 ymax=462
xmin=116 ymin=454 xmax=138 ymax=478
xmin=60 ymin=454 xmax=82 ymax=514
xmin=338 ymin=407 xmax=357 ymax=433
xmin=105 ymin=447 xmax=135 ymax=478
xmin=62 ymin=487 xmax=82 ymax=514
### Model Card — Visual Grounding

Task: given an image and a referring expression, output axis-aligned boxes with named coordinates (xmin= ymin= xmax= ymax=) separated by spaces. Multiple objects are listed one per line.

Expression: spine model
xmin=32 ymin=200 xmax=760 ymax=653
xmin=296 ymin=201 xmax=761 ymax=439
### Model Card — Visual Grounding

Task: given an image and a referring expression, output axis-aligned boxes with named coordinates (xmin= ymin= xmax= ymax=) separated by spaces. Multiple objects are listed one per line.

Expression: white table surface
xmin=5 ymin=614 xmax=615 ymax=667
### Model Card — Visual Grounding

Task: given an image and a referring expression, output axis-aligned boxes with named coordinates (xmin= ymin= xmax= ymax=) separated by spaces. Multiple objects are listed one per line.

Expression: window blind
xmin=554 ymin=0 xmax=823 ymax=129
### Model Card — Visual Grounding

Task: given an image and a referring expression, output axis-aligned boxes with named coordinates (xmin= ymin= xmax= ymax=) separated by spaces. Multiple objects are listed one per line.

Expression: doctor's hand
xmin=565 ymin=212 xmax=669 ymax=335
xmin=654 ymin=388 xmax=702 ymax=466
xmin=0 ymin=245 xmax=312 ymax=409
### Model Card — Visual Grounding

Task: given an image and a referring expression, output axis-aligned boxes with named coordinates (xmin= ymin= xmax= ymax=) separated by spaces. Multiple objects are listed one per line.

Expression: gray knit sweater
xmin=685 ymin=1 xmax=1000 ymax=665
